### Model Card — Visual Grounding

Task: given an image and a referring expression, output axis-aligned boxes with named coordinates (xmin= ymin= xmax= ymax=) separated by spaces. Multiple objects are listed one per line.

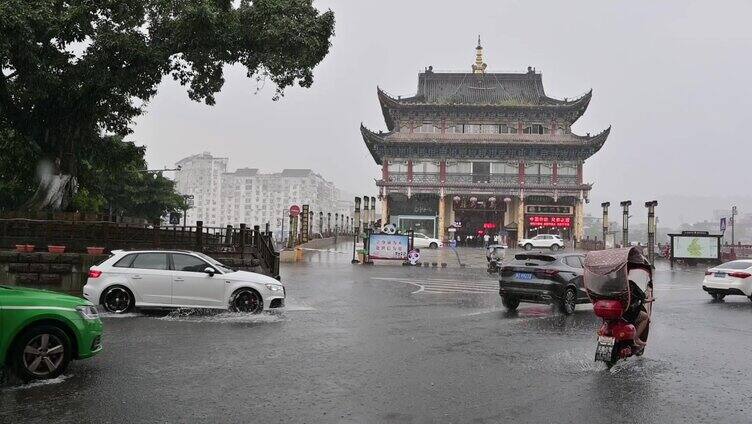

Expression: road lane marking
xmin=372 ymin=277 xmax=498 ymax=295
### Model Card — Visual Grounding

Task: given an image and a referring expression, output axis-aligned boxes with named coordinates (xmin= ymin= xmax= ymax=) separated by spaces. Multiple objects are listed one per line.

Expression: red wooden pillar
xmin=518 ymin=121 xmax=524 ymax=134
xmin=552 ymin=161 xmax=558 ymax=185
xmin=577 ymin=163 xmax=583 ymax=184
xmin=518 ymin=161 xmax=525 ymax=184
xmin=407 ymin=160 xmax=413 ymax=182
xmin=439 ymin=160 xmax=446 ymax=183
xmin=382 ymin=163 xmax=389 ymax=181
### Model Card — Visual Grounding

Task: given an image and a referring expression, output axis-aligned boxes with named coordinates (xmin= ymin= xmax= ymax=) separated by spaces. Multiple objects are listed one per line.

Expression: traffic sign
xmin=720 ymin=217 xmax=727 ymax=232
xmin=289 ymin=205 xmax=301 ymax=217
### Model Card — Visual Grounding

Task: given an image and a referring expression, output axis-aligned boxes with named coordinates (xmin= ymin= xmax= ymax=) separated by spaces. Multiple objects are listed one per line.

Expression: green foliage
xmin=73 ymin=135 xmax=188 ymax=222
xmin=0 ymin=0 xmax=335 ymax=209
xmin=0 ymin=126 xmax=39 ymax=209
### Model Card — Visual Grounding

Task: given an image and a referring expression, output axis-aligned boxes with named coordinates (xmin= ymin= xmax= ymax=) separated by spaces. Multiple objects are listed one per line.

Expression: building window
xmin=413 ymin=161 xmax=439 ymax=173
xmin=523 ymin=123 xmax=547 ymax=135
xmin=500 ymin=123 xmax=518 ymax=134
xmin=558 ymin=164 xmax=577 ymax=176
xmin=417 ymin=123 xmax=438 ymax=133
xmin=387 ymin=161 xmax=407 ymax=173
xmin=463 ymin=124 xmax=482 ymax=134
xmin=446 ymin=161 xmax=472 ymax=173
xmin=480 ymin=124 xmax=499 ymax=134
xmin=472 ymin=162 xmax=491 ymax=183
xmin=491 ymin=162 xmax=518 ymax=174
xmin=447 ymin=124 xmax=463 ymax=133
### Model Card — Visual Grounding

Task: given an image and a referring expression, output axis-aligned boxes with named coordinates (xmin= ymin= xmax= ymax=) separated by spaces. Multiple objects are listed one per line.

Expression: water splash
xmin=98 ymin=312 xmax=144 ymax=319
xmin=157 ymin=308 xmax=285 ymax=324
xmin=4 ymin=374 xmax=71 ymax=390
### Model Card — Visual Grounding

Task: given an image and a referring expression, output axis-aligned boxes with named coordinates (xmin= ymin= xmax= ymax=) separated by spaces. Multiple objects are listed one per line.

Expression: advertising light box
xmin=369 ymin=234 xmax=410 ymax=260
xmin=673 ymin=236 xmax=719 ymax=259
xmin=527 ymin=215 xmax=572 ymax=228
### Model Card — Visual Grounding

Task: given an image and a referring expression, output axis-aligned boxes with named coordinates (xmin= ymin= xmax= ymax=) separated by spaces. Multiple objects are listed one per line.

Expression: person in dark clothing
xmin=625 ymin=279 xmax=651 ymax=347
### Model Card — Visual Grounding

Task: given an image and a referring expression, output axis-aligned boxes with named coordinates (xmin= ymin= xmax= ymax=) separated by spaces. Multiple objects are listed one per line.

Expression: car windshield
xmin=514 ymin=254 xmax=556 ymax=262
xmin=717 ymin=261 xmax=752 ymax=270
xmin=194 ymin=252 xmax=234 ymax=273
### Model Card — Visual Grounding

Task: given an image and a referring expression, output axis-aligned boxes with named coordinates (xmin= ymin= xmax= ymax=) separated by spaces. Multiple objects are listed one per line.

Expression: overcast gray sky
xmin=134 ymin=0 xmax=752 ymax=227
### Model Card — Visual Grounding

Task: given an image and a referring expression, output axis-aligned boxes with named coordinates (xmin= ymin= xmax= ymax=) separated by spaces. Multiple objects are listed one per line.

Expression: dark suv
xmin=498 ymin=252 xmax=588 ymax=315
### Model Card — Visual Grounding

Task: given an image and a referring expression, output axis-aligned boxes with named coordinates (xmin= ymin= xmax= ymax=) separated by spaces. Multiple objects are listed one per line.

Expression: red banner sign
xmin=528 ymin=215 xmax=572 ymax=228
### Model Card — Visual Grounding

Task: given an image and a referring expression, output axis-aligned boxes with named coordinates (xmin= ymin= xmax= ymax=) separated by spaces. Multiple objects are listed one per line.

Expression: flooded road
xmin=2 ymin=248 xmax=751 ymax=423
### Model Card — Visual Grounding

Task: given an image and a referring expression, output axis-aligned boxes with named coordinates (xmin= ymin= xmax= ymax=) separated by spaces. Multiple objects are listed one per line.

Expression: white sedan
xmin=517 ymin=234 xmax=565 ymax=251
xmin=412 ymin=232 xmax=442 ymax=249
xmin=702 ymin=260 xmax=752 ymax=301
xmin=83 ymin=250 xmax=285 ymax=314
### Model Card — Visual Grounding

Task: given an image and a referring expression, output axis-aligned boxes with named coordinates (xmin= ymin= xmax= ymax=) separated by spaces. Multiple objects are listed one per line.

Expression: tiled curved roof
xmin=401 ymin=71 xmax=569 ymax=106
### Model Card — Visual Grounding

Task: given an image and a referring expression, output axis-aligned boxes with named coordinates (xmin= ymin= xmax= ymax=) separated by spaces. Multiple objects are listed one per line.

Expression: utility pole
xmin=620 ymin=200 xmax=632 ymax=247
xmin=601 ymin=202 xmax=610 ymax=249
xmin=645 ymin=201 xmax=658 ymax=266
xmin=731 ymin=205 xmax=738 ymax=245
xmin=352 ymin=197 xmax=361 ymax=264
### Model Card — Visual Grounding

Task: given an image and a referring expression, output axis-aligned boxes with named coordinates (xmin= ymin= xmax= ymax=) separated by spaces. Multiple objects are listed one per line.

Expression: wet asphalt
xmin=2 ymin=247 xmax=752 ymax=423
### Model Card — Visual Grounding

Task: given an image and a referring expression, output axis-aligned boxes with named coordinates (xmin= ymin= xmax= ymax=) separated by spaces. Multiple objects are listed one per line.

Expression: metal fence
xmin=0 ymin=219 xmax=280 ymax=279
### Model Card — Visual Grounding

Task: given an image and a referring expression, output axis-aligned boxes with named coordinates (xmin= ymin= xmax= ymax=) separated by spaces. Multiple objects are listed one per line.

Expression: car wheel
xmin=710 ymin=293 xmax=726 ymax=301
xmin=12 ymin=325 xmax=72 ymax=381
xmin=230 ymin=288 xmax=263 ymax=314
xmin=559 ymin=288 xmax=577 ymax=315
xmin=101 ymin=285 xmax=134 ymax=314
xmin=524 ymin=243 xmax=533 ymax=251
xmin=429 ymin=242 xmax=438 ymax=249
xmin=550 ymin=244 xmax=560 ymax=252
xmin=501 ymin=295 xmax=520 ymax=311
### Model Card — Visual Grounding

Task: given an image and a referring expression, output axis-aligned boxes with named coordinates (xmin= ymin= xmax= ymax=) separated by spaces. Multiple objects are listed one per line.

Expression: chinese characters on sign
xmin=527 ymin=215 xmax=572 ymax=228
xmin=369 ymin=234 xmax=409 ymax=260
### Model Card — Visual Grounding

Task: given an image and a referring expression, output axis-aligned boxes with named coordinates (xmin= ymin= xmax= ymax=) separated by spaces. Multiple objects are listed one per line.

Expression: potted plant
xmin=48 ymin=245 xmax=66 ymax=254
xmin=86 ymin=246 xmax=106 ymax=255
xmin=25 ymin=244 xmax=35 ymax=253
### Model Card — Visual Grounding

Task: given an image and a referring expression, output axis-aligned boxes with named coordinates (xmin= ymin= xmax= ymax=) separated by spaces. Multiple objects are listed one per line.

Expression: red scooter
xmin=583 ymin=247 xmax=654 ymax=367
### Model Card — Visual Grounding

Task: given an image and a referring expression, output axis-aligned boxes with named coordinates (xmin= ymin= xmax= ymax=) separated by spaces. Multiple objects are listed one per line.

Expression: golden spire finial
xmin=472 ymin=35 xmax=487 ymax=74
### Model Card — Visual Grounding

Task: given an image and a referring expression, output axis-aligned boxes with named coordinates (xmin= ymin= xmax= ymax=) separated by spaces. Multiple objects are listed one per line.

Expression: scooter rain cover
xmin=583 ymin=247 xmax=645 ymax=298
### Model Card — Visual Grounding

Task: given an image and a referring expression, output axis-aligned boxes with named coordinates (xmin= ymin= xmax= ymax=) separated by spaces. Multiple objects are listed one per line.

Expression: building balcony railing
xmin=383 ymin=172 xmax=581 ymax=188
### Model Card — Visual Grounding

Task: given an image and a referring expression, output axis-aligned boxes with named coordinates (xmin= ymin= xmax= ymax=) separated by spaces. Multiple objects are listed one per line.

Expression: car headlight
xmin=265 ymin=283 xmax=284 ymax=292
xmin=76 ymin=305 xmax=100 ymax=320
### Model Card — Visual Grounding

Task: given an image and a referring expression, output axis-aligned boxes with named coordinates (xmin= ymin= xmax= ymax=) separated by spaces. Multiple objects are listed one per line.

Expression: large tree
xmin=0 ymin=0 xmax=335 ymax=211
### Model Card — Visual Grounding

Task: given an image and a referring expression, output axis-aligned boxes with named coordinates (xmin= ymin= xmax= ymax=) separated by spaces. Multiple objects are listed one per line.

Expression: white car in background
xmin=518 ymin=234 xmax=565 ymax=251
xmin=412 ymin=232 xmax=442 ymax=249
xmin=83 ymin=250 xmax=285 ymax=314
xmin=702 ymin=260 xmax=752 ymax=301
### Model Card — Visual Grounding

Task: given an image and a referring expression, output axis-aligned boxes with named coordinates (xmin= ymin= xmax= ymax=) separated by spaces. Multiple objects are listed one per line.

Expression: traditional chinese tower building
xmin=360 ymin=39 xmax=610 ymax=245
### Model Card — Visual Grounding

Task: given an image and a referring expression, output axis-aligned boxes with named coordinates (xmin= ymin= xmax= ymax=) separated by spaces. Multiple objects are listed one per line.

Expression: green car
xmin=0 ymin=285 xmax=103 ymax=381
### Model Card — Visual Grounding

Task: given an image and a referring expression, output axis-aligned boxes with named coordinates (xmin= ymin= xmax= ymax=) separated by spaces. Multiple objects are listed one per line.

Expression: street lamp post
xmin=319 ymin=212 xmax=324 ymax=237
xmin=645 ymin=201 xmax=658 ymax=265
xmin=327 ymin=213 xmax=332 ymax=237
xmin=620 ymin=200 xmax=632 ymax=247
xmin=371 ymin=196 xmax=376 ymax=229
xmin=601 ymin=202 xmax=610 ymax=249
xmin=335 ymin=213 xmax=339 ymax=235
xmin=352 ymin=197 xmax=361 ymax=264
xmin=362 ymin=197 xmax=370 ymax=231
